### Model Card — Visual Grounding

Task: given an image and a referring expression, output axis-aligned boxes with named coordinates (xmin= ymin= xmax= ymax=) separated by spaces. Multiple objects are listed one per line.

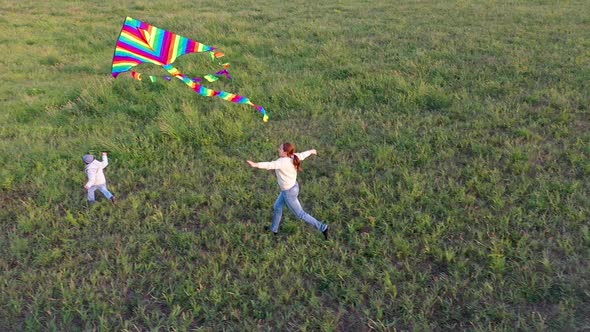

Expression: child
xmin=247 ymin=143 xmax=329 ymax=240
xmin=83 ymin=152 xmax=116 ymax=205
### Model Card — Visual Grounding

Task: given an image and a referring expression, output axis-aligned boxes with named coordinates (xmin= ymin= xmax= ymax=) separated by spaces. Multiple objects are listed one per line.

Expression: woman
xmin=247 ymin=143 xmax=329 ymax=240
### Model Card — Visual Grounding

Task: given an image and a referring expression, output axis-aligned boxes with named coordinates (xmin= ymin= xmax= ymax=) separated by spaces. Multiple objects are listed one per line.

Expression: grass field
xmin=1 ymin=0 xmax=589 ymax=330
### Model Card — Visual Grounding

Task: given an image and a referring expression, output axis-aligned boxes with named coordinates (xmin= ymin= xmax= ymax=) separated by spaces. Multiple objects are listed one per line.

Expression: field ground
xmin=1 ymin=0 xmax=589 ymax=330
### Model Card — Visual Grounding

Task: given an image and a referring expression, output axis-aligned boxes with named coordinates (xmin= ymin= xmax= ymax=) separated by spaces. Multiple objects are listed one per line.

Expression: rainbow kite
xmin=111 ymin=17 xmax=268 ymax=122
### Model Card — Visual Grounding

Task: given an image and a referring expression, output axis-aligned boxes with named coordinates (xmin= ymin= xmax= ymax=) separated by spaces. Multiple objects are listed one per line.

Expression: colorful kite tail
xmin=162 ymin=64 xmax=268 ymax=122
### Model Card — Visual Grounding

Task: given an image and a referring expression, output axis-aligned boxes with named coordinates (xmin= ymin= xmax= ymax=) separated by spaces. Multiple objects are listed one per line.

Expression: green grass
xmin=1 ymin=0 xmax=589 ymax=330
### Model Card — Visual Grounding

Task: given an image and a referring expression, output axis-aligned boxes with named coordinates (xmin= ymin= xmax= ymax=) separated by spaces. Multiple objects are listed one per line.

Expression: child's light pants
xmin=87 ymin=184 xmax=113 ymax=202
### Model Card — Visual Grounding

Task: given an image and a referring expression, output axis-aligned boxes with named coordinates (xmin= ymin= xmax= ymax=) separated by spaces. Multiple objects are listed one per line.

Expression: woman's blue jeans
xmin=271 ymin=182 xmax=327 ymax=233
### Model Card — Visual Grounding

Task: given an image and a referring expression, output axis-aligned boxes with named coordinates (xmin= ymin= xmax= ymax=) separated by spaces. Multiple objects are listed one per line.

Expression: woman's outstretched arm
xmin=247 ymin=160 xmax=280 ymax=170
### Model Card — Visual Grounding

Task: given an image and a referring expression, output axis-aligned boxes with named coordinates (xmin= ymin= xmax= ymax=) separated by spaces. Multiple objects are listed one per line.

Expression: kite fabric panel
xmin=111 ymin=17 xmax=268 ymax=122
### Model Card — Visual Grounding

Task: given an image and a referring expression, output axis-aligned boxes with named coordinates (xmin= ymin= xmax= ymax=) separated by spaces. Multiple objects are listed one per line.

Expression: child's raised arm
xmin=97 ymin=152 xmax=109 ymax=168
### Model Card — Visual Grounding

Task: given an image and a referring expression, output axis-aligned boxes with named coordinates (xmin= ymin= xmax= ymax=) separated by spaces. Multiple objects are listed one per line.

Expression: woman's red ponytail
xmin=282 ymin=142 xmax=302 ymax=172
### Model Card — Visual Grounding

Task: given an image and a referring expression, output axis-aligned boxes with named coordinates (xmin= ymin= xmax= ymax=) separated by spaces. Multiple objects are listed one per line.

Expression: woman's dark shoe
xmin=264 ymin=226 xmax=277 ymax=235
